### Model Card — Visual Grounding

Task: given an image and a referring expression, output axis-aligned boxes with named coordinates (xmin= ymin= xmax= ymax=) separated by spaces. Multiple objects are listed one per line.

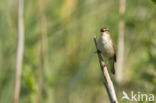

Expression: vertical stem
xmin=13 ymin=0 xmax=24 ymax=103
xmin=0 ymin=38 xmax=1 ymax=70
xmin=116 ymin=0 xmax=126 ymax=83
xmin=36 ymin=42 xmax=42 ymax=103
xmin=119 ymin=0 xmax=126 ymax=14
xmin=36 ymin=0 xmax=48 ymax=102
xmin=39 ymin=0 xmax=48 ymax=66
xmin=39 ymin=0 xmax=49 ymax=75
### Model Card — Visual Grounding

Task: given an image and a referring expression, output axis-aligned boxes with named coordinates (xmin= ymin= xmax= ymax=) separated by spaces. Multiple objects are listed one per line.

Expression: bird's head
xmin=100 ymin=28 xmax=109 ymax=34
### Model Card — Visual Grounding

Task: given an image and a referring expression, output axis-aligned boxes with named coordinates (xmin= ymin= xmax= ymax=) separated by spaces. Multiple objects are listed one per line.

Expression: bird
xmin=97 ymin=28 xmax=116 ymax=74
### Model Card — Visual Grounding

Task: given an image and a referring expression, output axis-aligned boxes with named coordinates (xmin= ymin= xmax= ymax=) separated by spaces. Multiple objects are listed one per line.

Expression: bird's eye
xmin=100 ymin=28 xmax=105 ymax=32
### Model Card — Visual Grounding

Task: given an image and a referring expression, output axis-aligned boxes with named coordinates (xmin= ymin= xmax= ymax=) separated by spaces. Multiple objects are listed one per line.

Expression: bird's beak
xmin=101 ymin=32 xmax=104 ymax=34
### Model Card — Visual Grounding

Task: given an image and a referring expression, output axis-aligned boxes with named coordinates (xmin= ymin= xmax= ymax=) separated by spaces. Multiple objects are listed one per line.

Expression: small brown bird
xmin=97 ymin=28 xmax=116 ymax=74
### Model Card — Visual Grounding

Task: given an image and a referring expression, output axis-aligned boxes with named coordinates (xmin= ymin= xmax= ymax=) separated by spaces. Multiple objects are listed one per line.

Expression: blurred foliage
xmin=151 ymin=0 xmax=156 ymax=4
xmin=0 ymin=0 xmax=156 ymax=103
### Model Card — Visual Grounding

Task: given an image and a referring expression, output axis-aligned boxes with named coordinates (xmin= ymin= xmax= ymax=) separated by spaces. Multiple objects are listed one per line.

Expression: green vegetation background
xmin=0 ymin=0 xmax=156 ymax=103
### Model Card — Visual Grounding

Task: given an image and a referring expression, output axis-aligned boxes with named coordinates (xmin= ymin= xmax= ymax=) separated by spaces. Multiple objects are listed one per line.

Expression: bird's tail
xmin=110 ymin=60 xmax=115 ymax=75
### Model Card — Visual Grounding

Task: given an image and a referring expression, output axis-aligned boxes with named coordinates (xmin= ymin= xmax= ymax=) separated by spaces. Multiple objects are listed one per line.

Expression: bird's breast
xmin=97 ymin=34 xmax=114 ymax=58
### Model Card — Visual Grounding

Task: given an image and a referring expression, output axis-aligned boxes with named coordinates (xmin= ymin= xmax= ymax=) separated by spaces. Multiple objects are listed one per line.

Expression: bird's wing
xmin=108 ymin=31 xmax=117 ymax=62
xmin=113 ymin=46 xmax=117 ymax=62
xmin=112 ymin=41 xmax=117 ymax=62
